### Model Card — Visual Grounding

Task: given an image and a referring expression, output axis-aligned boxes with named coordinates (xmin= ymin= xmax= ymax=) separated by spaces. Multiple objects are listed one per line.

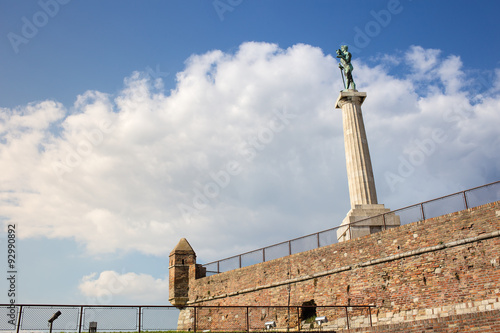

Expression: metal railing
xmin=203 ymin=180 xmax=500 ymax=275
xmin=0 ymin=304 xmax=375 ymax=332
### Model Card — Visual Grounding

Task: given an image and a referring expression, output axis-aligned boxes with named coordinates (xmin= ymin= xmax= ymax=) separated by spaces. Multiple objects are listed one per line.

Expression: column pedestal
xmin=337 ymin=204 xmax=401 ymax=242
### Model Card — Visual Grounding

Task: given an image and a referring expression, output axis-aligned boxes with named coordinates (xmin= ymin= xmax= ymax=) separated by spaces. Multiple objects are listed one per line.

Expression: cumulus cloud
xmin=0 ymin=42 xmax=499 ymax=263
xmin=405 ymin=45 xmax=441 ymax=78
xmin=78 ymin=271 xmax=168 ymax=303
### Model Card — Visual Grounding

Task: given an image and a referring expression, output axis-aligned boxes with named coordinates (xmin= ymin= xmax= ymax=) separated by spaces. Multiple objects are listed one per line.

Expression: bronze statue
xmin=336 ymin=45 xmax=356 ymax=91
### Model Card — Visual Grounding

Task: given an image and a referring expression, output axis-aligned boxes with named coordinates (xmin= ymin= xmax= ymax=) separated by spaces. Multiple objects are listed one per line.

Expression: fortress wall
xmin=179 ymin=201 xmax=500 ymax=329
xmin=345 ymin=309 xmax=500 ymax=332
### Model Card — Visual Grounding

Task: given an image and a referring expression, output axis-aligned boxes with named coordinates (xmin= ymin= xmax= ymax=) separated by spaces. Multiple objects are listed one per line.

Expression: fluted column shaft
xmin=335 ymin=91 xmax=378 ymax=208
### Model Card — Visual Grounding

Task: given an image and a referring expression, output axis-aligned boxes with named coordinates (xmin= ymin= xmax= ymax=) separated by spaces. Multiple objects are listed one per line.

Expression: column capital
xmin=335 ymin=90 xmax=367 ymax=109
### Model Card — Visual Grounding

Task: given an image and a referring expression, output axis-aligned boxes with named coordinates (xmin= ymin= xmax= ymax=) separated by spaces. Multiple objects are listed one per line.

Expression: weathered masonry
xmin=169 ymin=201 xmax=500 ymax=330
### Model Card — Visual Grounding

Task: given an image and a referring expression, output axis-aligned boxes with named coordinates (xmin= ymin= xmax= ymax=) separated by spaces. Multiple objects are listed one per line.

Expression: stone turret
xmin=168 ymin=238 xmax=206 ymax=307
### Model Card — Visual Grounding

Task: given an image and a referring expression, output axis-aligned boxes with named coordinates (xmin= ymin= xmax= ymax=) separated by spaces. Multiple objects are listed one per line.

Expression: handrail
xmin=202 ymin=180 xmax=500 ymax=274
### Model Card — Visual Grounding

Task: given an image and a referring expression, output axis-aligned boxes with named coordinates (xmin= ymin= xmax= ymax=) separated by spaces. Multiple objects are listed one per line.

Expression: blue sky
xmin=0 ymin=0 xmax=499 ymax=307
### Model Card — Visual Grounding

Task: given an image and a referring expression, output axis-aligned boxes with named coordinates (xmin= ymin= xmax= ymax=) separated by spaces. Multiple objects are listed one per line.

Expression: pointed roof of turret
xmin=170 ymin=238 xmax=195 ymax=255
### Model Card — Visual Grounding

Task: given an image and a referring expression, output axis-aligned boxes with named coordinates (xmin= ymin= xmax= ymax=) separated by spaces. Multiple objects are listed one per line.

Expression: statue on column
xmin=336 ymin=45 xmax=356 ymax=91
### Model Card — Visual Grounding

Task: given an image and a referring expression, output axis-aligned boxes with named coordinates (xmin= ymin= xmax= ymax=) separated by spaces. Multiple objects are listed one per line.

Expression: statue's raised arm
xmin=336 ymin=45 xmax=356 ymax=91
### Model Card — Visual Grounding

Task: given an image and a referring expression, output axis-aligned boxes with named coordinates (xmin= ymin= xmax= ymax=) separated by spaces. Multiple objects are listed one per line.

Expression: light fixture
xmin=265 ymin=321 xmax=276 ymax=330
xmin=48 ymin=311 xmax=62 ymax=333
xmin=48 ymin=311 xmax=61 ymax=324
xmin=315 ymin=316 xmax=328 ymax=326
xmin=89 ymin=321 xmax=97 ymax=333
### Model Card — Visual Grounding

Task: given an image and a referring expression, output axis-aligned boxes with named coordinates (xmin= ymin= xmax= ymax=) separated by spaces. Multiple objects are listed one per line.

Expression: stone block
xmin=337 ymin=204 xmax=401 ymax=241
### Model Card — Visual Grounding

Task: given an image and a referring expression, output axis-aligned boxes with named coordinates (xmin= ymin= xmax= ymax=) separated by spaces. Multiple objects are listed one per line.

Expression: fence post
xmin=138 ymin=306 xmax=141 ymax=333
xmin=246 ymin=306 xmax=249 ymax=333
xmin=16 ymin=305 xmax=22 ymax=333
xmin=288 ymin=241 xmax=292 ymax=256
xmin=348 ymin=223 xmax=352 ymax=240
xmin=383 ymin=213 xmax=387 ymax=230
xmin=287 ymin=305 xmax=290 ymax=332
xmin=78 ymin=306 xmax=83 ymax=333
xmin=345 ymin=306 xmax=350 ymax=330
xmin=317 ymin=233 xmax=320 ymax=248
xmin=297 ymin=306 xmax=300 ymax=332
xmin=194 ymin=307 xmax=197 ymax=333
xmin=369 ymin=306 xmax=372 ymax=327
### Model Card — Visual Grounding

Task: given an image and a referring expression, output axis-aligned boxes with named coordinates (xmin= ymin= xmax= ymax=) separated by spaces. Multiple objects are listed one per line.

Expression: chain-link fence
xmin=0 ymin=304 xmax=374 ymax=332
xmin=1 ymin=305 xmax=180 ymax=332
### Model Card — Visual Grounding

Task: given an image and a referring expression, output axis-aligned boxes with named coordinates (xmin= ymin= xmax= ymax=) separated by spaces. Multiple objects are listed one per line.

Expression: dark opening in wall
xmin=300 ymin=300 xmax=317 ymax=323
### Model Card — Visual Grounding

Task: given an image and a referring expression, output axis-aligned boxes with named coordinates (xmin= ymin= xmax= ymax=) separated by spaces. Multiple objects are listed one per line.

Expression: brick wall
xmin=346 ymin=309 xmax=500 ymax=332
xmin=175 ymin=201 xmax=500 ymax=330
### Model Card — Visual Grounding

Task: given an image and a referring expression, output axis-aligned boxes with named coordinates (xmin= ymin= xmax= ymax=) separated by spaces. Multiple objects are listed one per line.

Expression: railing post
xmin=16 ymin=305 xmax=22 ymax=333
xmin=383 ymin=213 xmax=387 ymax=230
xmin=217 ymin=261 xmax=220 ymax=274
xmin=288 ymin=241 xmax=292 ymax=256
xmin=463 ymin=190 xmax=469 ymax=209
xmin=317 ymin=232 xmax=320 ymax=248
xmin=348 ymin=223 xmax=352 ymax=240
xmin=239 ymin=255 xmax=242 ymax=269
xmin=78 ymin=306 xmax=83 ymax=333
xmin=263 ymin=248 xmax=266 ymax=262
xmin=420 ymin=203 xmax=425 ymax=221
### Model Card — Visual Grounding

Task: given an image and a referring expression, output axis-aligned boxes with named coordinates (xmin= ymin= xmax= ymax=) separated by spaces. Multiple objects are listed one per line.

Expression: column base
xmin=337 ymin=204 xmax=400 ymax=242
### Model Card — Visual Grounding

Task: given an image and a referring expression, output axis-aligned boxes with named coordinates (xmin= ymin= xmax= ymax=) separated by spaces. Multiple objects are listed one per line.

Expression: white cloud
xmin=437 ymin=55 xmax=465 ymax=95
xmin=405 ymin=45 xmax=441 ymax=77
xmin=78 ymin=271 xmax=168 ymax=303
xmin=0 ymin=42 xmax=499 ymax=264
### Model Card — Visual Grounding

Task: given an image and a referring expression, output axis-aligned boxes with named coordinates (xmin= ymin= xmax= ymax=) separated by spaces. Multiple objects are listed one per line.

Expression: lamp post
xmin=48 ymin=311 xmax=62 ymax=333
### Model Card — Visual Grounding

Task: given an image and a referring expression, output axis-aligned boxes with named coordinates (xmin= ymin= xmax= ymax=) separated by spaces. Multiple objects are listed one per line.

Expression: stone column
xmin=337 ymin=91 xmax=377 ymax=206
xmin=335 ymin=90 xmax=400 ymax=242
